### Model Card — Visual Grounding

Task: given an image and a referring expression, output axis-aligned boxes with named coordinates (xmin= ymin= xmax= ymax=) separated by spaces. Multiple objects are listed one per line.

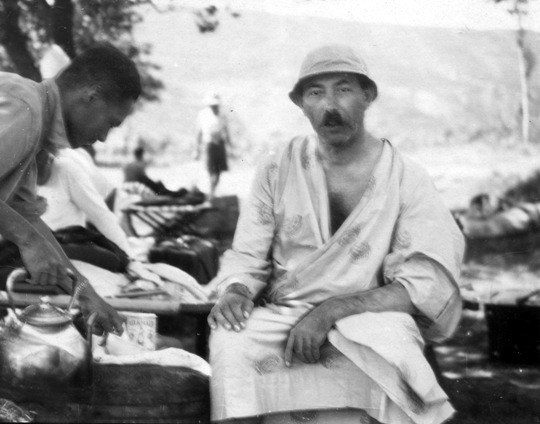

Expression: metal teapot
xmin=0 ymin=268 xmax=93 ymax=393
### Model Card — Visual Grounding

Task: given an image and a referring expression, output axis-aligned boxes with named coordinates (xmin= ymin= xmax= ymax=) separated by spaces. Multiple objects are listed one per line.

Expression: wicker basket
xmin=1 ymin=364 xmax=210 ymax=423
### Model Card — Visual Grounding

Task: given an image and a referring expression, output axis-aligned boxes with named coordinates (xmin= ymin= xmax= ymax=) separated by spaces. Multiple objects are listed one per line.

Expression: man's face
xmin=300 ymin=73 xmax=372 ymax=148
xmin=64 ymin=94 xmax=134 ymax=148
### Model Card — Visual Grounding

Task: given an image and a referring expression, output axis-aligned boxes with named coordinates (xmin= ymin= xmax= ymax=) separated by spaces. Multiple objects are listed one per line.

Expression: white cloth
xmin=59 ymin=148 xmax=114 ymax=199
xmin=72 ymin=260 xmax=126 ymax=298
xmin=329 ymin=312 xmax=454 ymax=424
xmin=93 ymin=334 xmax=212 ymax=377
xmin=39 ymin=44 xmax=70 ymax=79
xmin=39 ymin=155 xmax=131 ymax=255
xmin=73 ymin=259 xmax=210 ymax=303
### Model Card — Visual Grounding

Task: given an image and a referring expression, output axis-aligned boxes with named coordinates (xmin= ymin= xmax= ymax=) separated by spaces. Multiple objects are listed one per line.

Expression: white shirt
xmin=39 ymin=156 xmax=131 ymax=255
xmin=59 ymin=148 xmax=114 ymax=199
xmin=196 ymin=107 xmax=228 ymax=144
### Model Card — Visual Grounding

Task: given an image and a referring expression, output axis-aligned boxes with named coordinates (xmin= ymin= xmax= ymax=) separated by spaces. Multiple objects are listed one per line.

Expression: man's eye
xmin=339 ymin=87 xmax=352 ymax=92
xmin=308 ymin=90 xmax=321 ymax=96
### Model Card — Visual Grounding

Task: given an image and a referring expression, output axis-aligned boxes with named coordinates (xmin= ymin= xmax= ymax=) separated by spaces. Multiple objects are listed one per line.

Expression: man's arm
xmin=194 ymin=131 xmax=202 ymax=160
xmin=284 ymin=282 xmax=414 ymax=366
xmin=207 ymin=158 xmax=279 ymax=331
xmin=285 ymin=165 xmax=464 ymax=365
xmin=223 ymin=122 xmax=232 ymax=147
xmin=0 ymin=198 xmax=71 ymax=288
xmin=0 ymin=199 xmax=124 ymax=333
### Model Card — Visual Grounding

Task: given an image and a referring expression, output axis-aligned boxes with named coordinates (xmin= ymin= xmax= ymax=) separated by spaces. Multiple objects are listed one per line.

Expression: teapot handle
xmin=5 ymin=267 xmax=78 ymax=315
xmin=5 ymin=268 xmax=29 ymax=321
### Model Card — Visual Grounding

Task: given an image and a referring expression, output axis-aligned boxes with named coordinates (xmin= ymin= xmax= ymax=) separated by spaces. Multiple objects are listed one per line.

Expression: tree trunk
xmin=517 ymin=35 xmax=530 ymax=144
xmin=51 ymin=0 xmax=76 ymax=58
xmin=0 ymin=0 xmax=42 ymax=81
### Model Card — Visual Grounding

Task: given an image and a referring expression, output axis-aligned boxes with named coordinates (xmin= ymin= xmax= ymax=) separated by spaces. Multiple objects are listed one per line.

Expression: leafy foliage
xmin=0 ymin=0 xmax=163 ymax=101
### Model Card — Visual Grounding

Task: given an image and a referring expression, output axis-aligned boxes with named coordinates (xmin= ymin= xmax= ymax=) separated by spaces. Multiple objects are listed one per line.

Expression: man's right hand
xmin=207 ymin=283 xmax=254 ymax=332
xmin=18 ymin=238 xmax=72 ymax=289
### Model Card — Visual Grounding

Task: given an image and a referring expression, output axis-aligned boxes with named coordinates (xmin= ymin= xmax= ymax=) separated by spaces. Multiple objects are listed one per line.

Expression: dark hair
xmin=134 ymin=146 xmax=145 ymax=159
xmin=57 ymin=43 xmax=141 ymax=103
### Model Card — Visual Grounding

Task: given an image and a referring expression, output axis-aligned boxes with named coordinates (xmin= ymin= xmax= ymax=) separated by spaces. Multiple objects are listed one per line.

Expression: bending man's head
xmin=289 ymin=44 xmax=378 ymax=147
xmin=56 ymin=44 xmax=142 ymax=149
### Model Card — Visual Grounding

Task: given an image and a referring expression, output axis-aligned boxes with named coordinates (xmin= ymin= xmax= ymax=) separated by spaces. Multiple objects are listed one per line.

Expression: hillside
xmin=99 ymin=5 xmax=540 ymax=162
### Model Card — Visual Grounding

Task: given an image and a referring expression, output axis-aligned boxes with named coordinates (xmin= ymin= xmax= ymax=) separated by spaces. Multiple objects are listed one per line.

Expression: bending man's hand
xmin=77 ymin=281 xmax=125 ymax=335
xmin=284 ymin=306 xmax=333 ymax=367
xmin=18 ymin=237 xmax=71 ymax=288
xmin=207 ymin=283 xmax=254 ymax=332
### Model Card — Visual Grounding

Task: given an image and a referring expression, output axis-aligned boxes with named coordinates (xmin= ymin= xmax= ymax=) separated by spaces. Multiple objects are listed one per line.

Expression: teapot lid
xmin=18 ymin=296 xmax=72 ymax=327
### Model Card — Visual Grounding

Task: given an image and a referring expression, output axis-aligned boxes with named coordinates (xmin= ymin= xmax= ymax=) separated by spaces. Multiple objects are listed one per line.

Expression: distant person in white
xmin=195 ymin=92 xmax=232 ymax=199
xmin=39 ymin=43 xmax=71 ymax=78
xmin=37 ymin=149 xmax=131 ymax=256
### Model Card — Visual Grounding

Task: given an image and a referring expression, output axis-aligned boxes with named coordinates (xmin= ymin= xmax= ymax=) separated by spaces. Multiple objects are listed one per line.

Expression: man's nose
xmin=320 ymin=91 xmax=338 ymax=108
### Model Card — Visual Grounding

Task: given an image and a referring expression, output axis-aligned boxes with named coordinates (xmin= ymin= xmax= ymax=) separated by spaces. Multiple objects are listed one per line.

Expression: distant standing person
xmin=195 ymin=93 xmax=231 ymax=199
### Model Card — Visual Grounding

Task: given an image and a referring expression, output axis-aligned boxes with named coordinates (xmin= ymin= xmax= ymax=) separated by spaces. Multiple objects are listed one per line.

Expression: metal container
xmin=485 ymin=289 xmax=540 ymax=364
xmin=0 ymin=269 xmax=93 ymax=402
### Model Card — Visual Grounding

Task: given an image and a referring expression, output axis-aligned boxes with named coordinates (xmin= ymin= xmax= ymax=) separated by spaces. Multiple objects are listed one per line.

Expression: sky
xmin=168 ymin=0 xmax=540 ymax=32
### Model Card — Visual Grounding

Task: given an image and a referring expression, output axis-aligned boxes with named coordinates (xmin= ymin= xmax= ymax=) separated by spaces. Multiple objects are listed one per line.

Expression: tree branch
xmin=0 ymin=0 xmax=42 ymax=80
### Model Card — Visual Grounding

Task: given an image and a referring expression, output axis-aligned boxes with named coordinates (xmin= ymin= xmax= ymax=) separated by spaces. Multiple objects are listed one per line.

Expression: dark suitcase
xmin=148 ymin=235 xmax=219 ymax=285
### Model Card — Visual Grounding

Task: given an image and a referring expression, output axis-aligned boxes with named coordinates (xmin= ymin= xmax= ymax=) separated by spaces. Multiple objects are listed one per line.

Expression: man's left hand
xmin=78 ymin=285 xmax=126 ymax=335
xmin=284 ymin=307 xmax=333 ymax=367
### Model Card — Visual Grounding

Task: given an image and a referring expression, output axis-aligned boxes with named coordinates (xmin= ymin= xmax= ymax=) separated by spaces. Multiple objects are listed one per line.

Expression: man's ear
xmin=363 ymin=87 xmax=376 ymax=104
xmin=80 ymin=85 xmax=101 ymax=105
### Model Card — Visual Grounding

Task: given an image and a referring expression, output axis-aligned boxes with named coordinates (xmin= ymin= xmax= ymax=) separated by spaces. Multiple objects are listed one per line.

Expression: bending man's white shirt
xmin=38 ymin=151 xmax=131 ymax=255
xmin=209 ymin=136 xmax=464 ymax=423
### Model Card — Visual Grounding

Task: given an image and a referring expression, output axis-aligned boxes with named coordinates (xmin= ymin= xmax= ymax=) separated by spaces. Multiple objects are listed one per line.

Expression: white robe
xmin=210 ymin=136 xmax=464 ymax=423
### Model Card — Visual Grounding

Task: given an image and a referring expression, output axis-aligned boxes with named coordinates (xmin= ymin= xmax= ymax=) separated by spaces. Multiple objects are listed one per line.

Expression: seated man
xmin=207 ymin=45 xmax=464 ymax=424
xmin=123 ymin=146 xmax=187 ymax=197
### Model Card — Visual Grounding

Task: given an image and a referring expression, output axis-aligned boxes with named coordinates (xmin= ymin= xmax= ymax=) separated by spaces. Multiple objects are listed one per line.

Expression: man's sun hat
xmin=203 ymin=92 xmax=221 ymax=106
xmin=289 ymin=44 xmax=378 ymax=106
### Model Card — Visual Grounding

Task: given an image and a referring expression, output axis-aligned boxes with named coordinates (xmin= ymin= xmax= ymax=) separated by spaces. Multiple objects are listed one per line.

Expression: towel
xmin=328 ymin=312 xmax=454 ymax=424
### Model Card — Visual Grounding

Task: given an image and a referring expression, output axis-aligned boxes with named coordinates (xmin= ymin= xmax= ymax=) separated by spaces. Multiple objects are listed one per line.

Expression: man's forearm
xmin=318 ymin=282 xmax=416 ymax=327
xmin=0 ymin=199 xmax=42 ymax=246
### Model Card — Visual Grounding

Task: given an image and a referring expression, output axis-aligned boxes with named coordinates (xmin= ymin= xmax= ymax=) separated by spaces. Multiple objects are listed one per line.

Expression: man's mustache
xmin=321 ymin=110 xmax=346 ymax=127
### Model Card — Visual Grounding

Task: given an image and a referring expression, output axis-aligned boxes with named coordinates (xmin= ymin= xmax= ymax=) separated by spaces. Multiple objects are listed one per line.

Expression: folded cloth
xmin=328 ymin=312 xmax=454 ymax=424
xmin=72 ymin=260 xmax=127 ymax=298
xmin=93 ymin=333 xmax=211 ymax=377
xmin=140 ymin=262 xmax=209 ymax=303
xmin=74 ymin=259 xmax=209 ymax=303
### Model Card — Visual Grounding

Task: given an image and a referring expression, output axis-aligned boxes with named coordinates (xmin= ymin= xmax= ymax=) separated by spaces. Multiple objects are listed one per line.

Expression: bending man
xmin=0 ymin=44 xmax=141 ymax=333
xmin=208 ymin=45 xmax=464 ymax=424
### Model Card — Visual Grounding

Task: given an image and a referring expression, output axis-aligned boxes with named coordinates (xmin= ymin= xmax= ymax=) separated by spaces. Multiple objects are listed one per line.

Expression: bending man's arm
xmin=0 ymin=203 xmax=124 ymax=333
xmin=0 ymin=198 xmax=71 ymax=288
